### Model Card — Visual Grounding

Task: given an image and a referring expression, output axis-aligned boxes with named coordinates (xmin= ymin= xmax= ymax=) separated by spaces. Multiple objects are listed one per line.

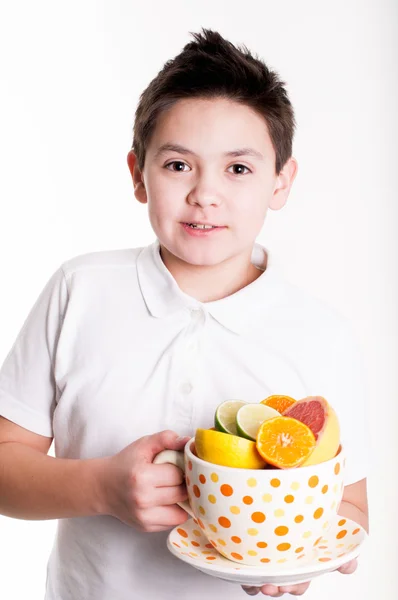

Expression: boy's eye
xmin=228 ymin=164 xmax=251 ymax=175
xmin=164 ymin=161 xmax=251 ymax=175
xmin=165 ymin=161 xmax=191 ymax=172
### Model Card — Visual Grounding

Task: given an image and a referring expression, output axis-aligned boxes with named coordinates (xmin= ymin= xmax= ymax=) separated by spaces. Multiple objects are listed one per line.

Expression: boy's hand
xmin=101 ymin=430 xmax=191 ymax=532
xmin=241 ymin=558 xmax=358 ymax=596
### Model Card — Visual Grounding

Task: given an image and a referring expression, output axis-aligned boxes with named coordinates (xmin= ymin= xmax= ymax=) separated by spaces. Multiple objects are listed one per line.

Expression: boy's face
xmin=128 ymin=97 xmax=297 ymax=268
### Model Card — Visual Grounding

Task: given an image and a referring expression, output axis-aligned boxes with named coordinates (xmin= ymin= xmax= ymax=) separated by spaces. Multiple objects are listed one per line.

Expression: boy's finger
xmin=153 ymin=483 xmax=188 ymax=507
xmin=144 ymin=504 xmax=190 ymax=528
xmin=149 ymin=463 xmax=186 ymax=487
xmin=279 ymin=581 xmax=311 ymax=595
xmin=337 ymin=558 xmax=358 ymax=574
xmin=173 ymin=435 xmax=192 ymax=450
xmin=242 ymin=586 xmax=261 ymax=596
xmin=241 ymin=586 xmax=260 ymax=596
xmin=259 ymin=585 xmax=283 ymax=596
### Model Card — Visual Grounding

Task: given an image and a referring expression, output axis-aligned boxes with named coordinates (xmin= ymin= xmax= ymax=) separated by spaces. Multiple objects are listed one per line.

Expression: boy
xmin=0 ymin=29 xmax=369 ymax=599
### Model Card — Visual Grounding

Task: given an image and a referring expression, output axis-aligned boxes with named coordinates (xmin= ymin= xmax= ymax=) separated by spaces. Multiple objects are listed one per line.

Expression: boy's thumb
xmin=142 ymin=430 xmax=191 ymax=462
xmin=174 ymin=435 xmax=192 ymax=449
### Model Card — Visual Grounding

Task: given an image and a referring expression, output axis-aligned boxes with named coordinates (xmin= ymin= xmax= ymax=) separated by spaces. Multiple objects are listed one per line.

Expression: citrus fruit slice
xmin=256 ymin=416 xmax=316 ymax=468
xmin=195 ymin=428 xmax=266 ymax=469
xmin=236 ymin=403 xmax=280 ymax=440
xmin=214 ymin=400 xmax=247 ymax=435
xmin=283 ymin=396 xmax=340 ymax=466
xmin=261 ymin=395 xmax=296 ymax=414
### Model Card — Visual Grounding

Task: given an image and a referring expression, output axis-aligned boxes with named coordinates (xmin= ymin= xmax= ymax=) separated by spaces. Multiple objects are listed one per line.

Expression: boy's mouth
xmin=185 ymin=223 xmax=218 ymax=230
xmin=181 ymin=222 xmax=227 ymax=236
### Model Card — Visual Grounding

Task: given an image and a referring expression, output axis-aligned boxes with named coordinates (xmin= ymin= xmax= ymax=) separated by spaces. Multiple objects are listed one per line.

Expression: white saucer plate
xmin=167 ymin=515 xmax=367 ymax=586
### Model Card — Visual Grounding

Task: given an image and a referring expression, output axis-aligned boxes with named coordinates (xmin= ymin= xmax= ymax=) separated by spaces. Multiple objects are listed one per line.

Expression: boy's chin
xmin=177 ymin=253 xmax=223 ymax=268
xmin=161 ymin=243 xmax=230 ymax=268
xmin=181 ymin=255 xmax=222 ymax=267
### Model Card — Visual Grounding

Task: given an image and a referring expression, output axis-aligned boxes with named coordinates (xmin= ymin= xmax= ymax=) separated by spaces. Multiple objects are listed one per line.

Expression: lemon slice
xmin=236 ymin=403 xmax=280 ymax=441
xmin=214 ymin=400 xmax=247 ymax=435
xmin=195 ymin=429 xmax=265 ymax=469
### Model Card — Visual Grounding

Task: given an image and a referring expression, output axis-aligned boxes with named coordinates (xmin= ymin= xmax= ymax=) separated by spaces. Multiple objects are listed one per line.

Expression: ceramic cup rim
xmin=185 ymin=437 xmax=344 ymax=474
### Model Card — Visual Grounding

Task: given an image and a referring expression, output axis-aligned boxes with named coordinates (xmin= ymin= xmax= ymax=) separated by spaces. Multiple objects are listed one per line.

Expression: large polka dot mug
xmin=154 ymin=439 xmax=345 ymax=566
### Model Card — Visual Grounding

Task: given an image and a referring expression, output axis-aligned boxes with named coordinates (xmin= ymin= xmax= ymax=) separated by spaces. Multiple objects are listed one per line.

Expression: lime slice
xmin=214 ymin=400 xmax=247 ymax=435
xmin=236 ymin=403 xmax=280 ymax=441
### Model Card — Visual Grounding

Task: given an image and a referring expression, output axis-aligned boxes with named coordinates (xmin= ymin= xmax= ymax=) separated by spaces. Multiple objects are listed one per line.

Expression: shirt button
xmin=187 ymin=341 xmax=197 ymax=353
xmin=180 ymin=382 xmax=193 ymax=395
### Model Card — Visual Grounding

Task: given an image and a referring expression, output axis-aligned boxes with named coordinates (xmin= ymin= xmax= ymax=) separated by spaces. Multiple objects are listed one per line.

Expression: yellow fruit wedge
xmin=195 ymin=428 xmax=266 ymax=469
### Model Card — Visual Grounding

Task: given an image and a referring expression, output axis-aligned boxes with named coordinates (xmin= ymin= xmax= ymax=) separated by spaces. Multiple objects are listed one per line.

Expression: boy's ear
xmin=127 ymin=150 xmax=147 ymax=204
xmin=269 ymin=157 xmax=298 ymax=210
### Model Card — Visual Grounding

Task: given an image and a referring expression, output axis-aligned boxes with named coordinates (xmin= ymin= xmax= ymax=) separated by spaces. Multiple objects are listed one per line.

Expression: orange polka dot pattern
xmin=221 ymin=484 xmax=233 ymax=497
xmin=183 ymin=449 xmax=345 ymax=566
xmin=169 ymin=515 xmax=364 ymax=569
xmin=243 ymin=496 xmax=253 ymax=505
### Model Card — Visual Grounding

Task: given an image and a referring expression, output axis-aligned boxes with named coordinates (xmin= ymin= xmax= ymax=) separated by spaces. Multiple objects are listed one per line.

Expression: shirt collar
xmin=136 ymin=239 xmax=283 ymax=335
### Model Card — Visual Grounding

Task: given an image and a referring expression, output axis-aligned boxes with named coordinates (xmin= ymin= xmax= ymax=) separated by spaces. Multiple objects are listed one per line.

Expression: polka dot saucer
xmin=167 ymin=515 xmax=367 ymax=586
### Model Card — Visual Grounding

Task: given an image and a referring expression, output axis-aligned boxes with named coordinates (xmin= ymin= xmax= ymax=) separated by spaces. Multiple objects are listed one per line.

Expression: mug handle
xmin=153 ymin=449 xmax=194 ymax=518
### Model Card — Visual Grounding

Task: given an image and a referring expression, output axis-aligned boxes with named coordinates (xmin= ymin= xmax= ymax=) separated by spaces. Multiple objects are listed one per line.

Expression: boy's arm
xmin=338 ymin=478 xmax=369 ymax=532
xmin=0 ymin=416 xmax=189 ymax=529
xmin=0 ymin=416 xmax=105 ymax=520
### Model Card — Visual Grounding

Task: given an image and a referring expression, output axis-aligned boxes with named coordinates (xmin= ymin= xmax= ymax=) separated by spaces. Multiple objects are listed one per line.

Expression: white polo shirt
xmin=0 ymin=239 xmax=369 ymax=600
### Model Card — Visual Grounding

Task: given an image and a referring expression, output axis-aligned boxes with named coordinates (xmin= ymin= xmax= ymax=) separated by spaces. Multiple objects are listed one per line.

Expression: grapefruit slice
xmin=283 ymin=396 xmax=340 ymax=466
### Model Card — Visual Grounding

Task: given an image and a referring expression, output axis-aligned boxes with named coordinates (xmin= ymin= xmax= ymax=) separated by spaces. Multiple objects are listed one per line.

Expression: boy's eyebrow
xmin=154 ymin=143 xmax=264 ymax=161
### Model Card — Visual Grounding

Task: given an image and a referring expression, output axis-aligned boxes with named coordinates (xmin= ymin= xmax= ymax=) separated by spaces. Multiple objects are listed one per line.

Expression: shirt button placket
xmin=178 ymin=308 xmax=204 ymax=400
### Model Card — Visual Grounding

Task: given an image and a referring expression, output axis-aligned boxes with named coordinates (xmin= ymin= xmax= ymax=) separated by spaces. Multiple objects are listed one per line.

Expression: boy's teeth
xmin=188 ymin=223 xmax=216 ymax=229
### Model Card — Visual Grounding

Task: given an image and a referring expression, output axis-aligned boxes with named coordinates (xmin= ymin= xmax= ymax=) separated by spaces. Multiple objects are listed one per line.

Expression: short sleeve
xmin=0 ymin=267 xmax=69 ymax=437
xmin=329 ymin=320 xmax=371 ymax=486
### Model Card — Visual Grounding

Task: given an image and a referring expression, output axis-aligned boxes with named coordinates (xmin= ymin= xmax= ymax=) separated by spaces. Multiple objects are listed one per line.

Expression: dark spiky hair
xmin=132 ymin=28 xmax=296 ymax=174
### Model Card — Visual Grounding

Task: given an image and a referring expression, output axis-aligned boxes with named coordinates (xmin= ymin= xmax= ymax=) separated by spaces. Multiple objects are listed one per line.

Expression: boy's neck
xmin=159 ymin=245 xmax=263 ymax=303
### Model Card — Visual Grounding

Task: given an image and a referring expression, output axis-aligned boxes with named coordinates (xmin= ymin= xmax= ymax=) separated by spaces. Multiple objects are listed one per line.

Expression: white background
xmin=0 ymin=1 xmax=397 ymax=598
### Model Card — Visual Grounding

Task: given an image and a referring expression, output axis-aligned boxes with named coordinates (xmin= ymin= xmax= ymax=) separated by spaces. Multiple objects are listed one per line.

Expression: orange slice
xmin=261 ymin=395 xmax=296 ymax=414
xmin=256 ymin=416 xmax=316 ymax=469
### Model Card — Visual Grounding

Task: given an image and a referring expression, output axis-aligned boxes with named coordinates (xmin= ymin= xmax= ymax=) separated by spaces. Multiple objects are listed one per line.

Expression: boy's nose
xmin=187 ymin=183 xmax=223 ymax=208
